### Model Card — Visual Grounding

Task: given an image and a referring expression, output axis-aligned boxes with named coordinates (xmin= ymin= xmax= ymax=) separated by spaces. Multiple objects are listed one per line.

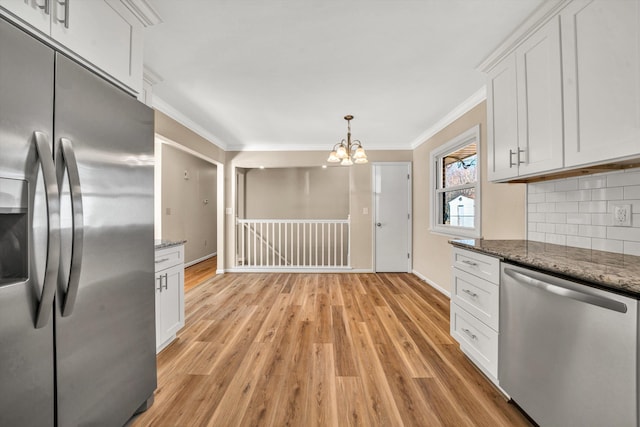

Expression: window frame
xmin=429 ymin=124 xmax=481 ymax=238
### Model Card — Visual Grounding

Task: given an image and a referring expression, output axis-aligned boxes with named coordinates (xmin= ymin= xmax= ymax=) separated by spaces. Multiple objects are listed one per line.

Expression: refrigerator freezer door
xmin=54 ymin=54 xmax=156 ymax=426
xmin=0 ymin=17 xmax=55 ymax=427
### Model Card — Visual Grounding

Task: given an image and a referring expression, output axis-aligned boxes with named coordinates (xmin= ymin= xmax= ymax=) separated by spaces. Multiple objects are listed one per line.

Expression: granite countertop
xmin=155 ymin=239 xmax=186 ymax=250
xmin=450 ymin=239 xmax=640 ymax=298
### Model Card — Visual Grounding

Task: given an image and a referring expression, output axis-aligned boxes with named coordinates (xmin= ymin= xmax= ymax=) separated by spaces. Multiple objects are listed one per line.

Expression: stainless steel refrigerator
xmin=0 ymin=16 xmax=156 ymax=426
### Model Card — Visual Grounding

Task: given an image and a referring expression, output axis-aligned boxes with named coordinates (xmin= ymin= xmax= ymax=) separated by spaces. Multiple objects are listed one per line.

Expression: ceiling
xmin=143 ymin=0 xmax=545 ymax=152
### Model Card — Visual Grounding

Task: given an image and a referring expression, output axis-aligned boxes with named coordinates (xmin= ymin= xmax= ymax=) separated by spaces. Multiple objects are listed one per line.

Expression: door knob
xmin=376 ymin=222 xmax=382 ymax=227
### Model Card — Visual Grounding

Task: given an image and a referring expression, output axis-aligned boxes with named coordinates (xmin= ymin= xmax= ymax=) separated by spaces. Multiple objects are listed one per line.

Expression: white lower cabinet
xmin=450 ymin=248 xmax=501 ymax=385
xmin=155 ymin=245 xmax=185 ymax=353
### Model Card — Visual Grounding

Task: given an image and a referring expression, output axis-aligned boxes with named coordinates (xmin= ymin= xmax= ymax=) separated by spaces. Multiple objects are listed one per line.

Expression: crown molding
xmin=225 ymin=142 xmax=414 ymax=152
xmin=476 ymin=0 xmax=571 ymax=72
xmin=410 ymin=86 xmax=486 ymax=149
xmin=120 ymin=0 xmax=163 ymax=27
xmin=143 ymin=65 xmax=163 ymax=86
xmin=152 ymin=96 xmax=229 ymax=151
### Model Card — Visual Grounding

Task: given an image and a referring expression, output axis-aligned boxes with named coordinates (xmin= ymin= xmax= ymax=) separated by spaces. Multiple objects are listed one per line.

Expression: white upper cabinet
xmin=561 ymin=0 xmax=640 ymax=167
xmin=483 ymin=0 xmax=640 ymax=182
xmin=486 ymin=16 xmax=564 ymax=181
xmin=0 ymin=0 xmax=50 ymax=34
xmin=515 ymin=16 xmax=564 ymax=177
xmin=0 ymin=0 xmax=145 ymax=94
xmin=487 ymin=55 xmax=519 ymax=181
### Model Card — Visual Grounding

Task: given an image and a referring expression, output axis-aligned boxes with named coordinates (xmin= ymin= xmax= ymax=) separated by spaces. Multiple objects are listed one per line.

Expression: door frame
xmin=154 ymin=134 xmax=225 ymax=273
xmin=371 ymin=162 xmax=412 ymax=273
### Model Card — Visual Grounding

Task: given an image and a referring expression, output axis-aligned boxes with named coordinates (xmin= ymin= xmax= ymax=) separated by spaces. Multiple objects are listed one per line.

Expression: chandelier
xmin=327 ymin=115 xmax=368 ymax=165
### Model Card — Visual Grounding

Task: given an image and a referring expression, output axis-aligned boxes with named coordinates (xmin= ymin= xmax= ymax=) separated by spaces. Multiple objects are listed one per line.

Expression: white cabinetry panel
xmin=516 ymin=15 xmax=564 ymax=177
xmin=0 ymin=0 xmax=143 ymax=94
xmin=487 ymin=55 xmax=518 ymax=181
xmin=487 ymin=16 xmax=563 ymax=181
xmin=562 ymin=0 xmax=640 ymax=167
xmin=450 ymin=247 xmax=501 ymax=385
xmin=155 ymin=244 xmax=185 ymax=353
xmin=0 ymin=0 xmax=50 ymax=34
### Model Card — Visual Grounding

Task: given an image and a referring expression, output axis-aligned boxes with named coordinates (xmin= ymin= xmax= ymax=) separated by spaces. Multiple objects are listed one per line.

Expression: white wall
xmin=528 ymin=168 xmax=640 ymax=256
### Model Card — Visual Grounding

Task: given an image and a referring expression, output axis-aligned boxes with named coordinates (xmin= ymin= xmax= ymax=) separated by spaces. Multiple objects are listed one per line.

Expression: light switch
xmin=362 ymin=207 xmax=368 ymax=215
xmin=225 ymin=207 xmax=232 ymax=215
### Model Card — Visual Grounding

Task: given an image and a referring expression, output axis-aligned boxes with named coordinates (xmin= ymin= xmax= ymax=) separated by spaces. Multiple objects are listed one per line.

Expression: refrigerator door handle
xmin=33 ymin=131 xmax=61 ymax=329
xmin=59 ymin=137 xmax=84 ymax=317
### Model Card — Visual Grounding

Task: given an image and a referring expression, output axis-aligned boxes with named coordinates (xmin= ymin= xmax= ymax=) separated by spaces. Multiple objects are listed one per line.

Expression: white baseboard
xmin=185 ymin=252 xmax=217 ymax=268
xmin=412 ymin=269 xmax=451 ymax=298
xmin=215 ymin=269 xmax=225 ymax=275
xmin=225 ymin=267 xmax=356 ymax=274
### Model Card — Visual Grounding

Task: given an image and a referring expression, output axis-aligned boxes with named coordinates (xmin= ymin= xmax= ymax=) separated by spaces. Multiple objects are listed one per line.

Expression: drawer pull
xmin=461 ymin=260 xmax=479 ymax=267
xmin=155 ymin=258 xmax=170 ymax=263
xmin=461 ymin=328 xmax=477 ymax=340
xmin=462 ymin=288 xmax=478 ymax=298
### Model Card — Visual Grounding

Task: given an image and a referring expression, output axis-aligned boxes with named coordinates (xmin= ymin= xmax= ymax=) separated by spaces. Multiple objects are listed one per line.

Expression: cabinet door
xmin=516 ymin=15 xmax=564 ymax=177
xmin=50 ymin=0 xmax=142 ymax=93
xmin=0 ymin=0 xmax=50 ymax=34
xmin=562 ymin=0 xmax=640 ymax=167
xmin=155 ymin=274 xmax=162 ymax=350
xmin=159 ymin=265 xmax=185 ymax=341
xmin=487 ymin=54 xmax=519 ymax=181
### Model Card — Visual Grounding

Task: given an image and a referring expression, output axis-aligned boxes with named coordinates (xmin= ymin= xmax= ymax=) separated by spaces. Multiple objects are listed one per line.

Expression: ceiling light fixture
xmin=327 ymin=115 xmax=368 ymax=165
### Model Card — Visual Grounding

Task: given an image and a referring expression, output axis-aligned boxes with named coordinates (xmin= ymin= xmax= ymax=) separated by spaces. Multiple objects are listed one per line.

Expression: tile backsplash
xmin=527 ymin=168 xmax=640 ymax=256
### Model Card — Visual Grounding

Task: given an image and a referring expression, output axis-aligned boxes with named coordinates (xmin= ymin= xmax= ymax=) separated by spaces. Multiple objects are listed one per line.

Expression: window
xmin=430 ymin=125 xmax=480 ymax=238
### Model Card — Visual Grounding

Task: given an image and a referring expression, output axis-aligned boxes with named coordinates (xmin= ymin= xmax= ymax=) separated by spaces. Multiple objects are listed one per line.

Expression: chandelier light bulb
xmin=327 ymin=115 xmax=367 ymax=166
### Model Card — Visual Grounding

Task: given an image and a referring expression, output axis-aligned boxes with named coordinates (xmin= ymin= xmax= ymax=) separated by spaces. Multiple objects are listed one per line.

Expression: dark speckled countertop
xmin=450 ymin=239 xmax=640 ymax=298
xmin=155 ymin=239 xmax=186 ymax=250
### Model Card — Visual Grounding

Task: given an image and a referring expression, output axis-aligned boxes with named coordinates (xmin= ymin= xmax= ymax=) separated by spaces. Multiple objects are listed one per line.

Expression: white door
xmin=374 ymin=163 xmax=411 ymax=272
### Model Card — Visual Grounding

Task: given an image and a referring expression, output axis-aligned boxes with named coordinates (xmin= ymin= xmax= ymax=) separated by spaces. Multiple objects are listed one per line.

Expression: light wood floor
xmin=132 ymin=272 xmax=531 ymax=427
xmin=184 ymin=256 xmax=217 ymax=293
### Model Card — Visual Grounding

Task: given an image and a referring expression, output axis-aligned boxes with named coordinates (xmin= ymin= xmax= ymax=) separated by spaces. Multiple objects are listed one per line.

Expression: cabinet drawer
xmin=451 ymin=302 xmax=498 ymax=378
xmin=155 ymin=245 xmax=183 ymax=272
xmin=452 ymin=268 xmax=499 ymax=331
xmin=452 ymin=247 xmax=500 ymax=284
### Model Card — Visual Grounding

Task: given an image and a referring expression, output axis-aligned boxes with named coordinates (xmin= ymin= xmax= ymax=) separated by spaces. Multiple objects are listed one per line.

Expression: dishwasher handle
xmin=504 ymin=268 xmax=628 ymax=314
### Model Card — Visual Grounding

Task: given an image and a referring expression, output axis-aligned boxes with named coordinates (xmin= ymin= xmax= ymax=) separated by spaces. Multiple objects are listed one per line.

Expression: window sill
xmin=429 ymin=226 xmax=481 ymax=240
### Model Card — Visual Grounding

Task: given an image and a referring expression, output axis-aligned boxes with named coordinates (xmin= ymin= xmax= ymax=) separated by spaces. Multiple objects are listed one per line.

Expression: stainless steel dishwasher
xmin=500 ymin=263 xmax=639 ymax=427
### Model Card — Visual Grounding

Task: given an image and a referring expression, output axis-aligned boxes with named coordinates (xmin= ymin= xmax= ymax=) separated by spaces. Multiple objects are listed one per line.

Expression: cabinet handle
xmin=156 ymin=276 xmax=163 ymax=292
xmin=155 ymin=258 xmax=170 ymax=263
xmin=37 ymin=0 xmax=50 ymax=15
xmin=162 ymin=273 xmax=168 ymax=290
xmin=461 ymin=259 xmax=478 ymax=267
xmin=57 ymin=0 xmax=69 ymax=29
xmin=517 ymin=148 xmax=526 ymax=165
xmin=462 ymin=289 xmax=478 ymax=298
xmin=509 ymin=149 xmax=517 ymax=167
xmin=461 ymin=328 xmax=477 ymax=340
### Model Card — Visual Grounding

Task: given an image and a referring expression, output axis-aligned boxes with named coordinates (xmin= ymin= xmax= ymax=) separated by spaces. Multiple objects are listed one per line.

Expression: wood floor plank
xmin=335 ymin=376 xmax=374 ymax=427
xmin=184 ymin=256 xmax=217 ymax=292
xmin=374 ymin=305 xmax=434 ymax=379
xmin=308 ymin=343 xmax=339 ymax=427
xmin=349 ymin=321 xmax=405 ymax=426
xmin=331 ymin=305 xmax=359 ymax=377
xmin=131 ymin=272 xmax=533 ymax=427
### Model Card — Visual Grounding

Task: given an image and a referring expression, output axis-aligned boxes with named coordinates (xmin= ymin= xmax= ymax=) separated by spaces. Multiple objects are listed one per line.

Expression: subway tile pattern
xmin=527 ymin=168 xmax=640 ymax=256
